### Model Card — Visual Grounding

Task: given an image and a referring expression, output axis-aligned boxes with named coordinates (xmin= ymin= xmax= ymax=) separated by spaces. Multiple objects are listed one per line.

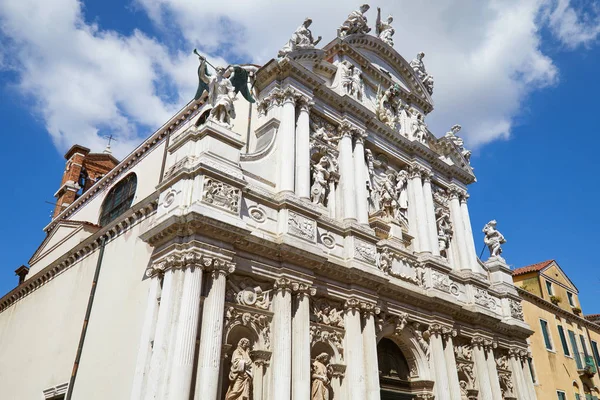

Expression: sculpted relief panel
xmin=366 ymin=152 xmax=409 ymax=227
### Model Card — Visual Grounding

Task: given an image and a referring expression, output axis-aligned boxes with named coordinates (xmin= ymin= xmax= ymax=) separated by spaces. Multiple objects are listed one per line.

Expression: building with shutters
xmin=0 ymin=6 xmax=538 ymax=400
xmin=513 ymin=260 xmax=600 ymax=400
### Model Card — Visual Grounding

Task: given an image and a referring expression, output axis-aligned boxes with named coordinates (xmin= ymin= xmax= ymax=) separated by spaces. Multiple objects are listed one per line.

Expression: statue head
xmin=417 ymin=52 xmax=425 ymax=60
xmin=360 ymin=4 xmax=370 ymax=13
xmin=316 ymin=352 xmax=330 ymax=364
xmin=387 ymin=15 xmax=394 ymax=23
xmin=215 ymin=66 xmax=226 ymax=76
xmin=238 ymin=338 xmax=251 ymax=350
xmin=451 ymin=124 xmax=461 ymax=134
xmin=304 ymin=18 xmax=313 ymax=27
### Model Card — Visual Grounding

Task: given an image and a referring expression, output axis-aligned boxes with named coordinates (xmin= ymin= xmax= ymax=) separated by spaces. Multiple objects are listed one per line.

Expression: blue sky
xmin=0 ymin=0 xmax=599 ymax=312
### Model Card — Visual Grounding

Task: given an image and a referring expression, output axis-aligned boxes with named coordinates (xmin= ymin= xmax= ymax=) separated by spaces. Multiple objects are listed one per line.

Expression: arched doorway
xmin=378 ymin=337 xmax=415 ymax=400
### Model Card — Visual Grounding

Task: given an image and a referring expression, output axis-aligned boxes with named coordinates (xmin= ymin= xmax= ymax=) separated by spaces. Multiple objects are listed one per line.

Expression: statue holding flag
xmin=194 ymin=49 xmax=256 ymax=128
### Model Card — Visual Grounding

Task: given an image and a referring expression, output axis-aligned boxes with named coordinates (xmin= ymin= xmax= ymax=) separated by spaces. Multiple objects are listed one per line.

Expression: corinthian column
xmin=279 ymin=87 xmax=297 ymax=193
xmin=271 ymin=278 xmax=293 ymax=400
xmin=361 ymin=303 xmax=381 ymax=400
xmin=292 ymin=283 xmax=315 ymax=400
xmin=339 ymin=122 xmax=356 ymax=221
xmin=409 ymin=166 xmax=431 ymax=253
xmin=472 ymin=338 xmax=493 ymax=400
xmin=442 ymin=329 xmax=462 ymax=400
xmin=353 ymin=130 xmax=369 ymax=224
xmin=194 ymin=259 xmax=235 ymax=400
xmin=485 ymin=345 xmax=503 ymax=400
xmin=422 ymin=172 xmax=440 ymax=256
xmin=295 ymin=98 xmax=313 ymax=200
xmin=507 ymin=349 xmax=527 ymax=400
xmin=448 ymin=188 xmax=469 ymax=270
xmin=460 ymin=194 xmax=479 ymax=273
xmin=521 ymin=352 xmax=537 ymax=400
xmin=167 ymin=254 xmax=204 ymax=400
xmin=344 ymin=299 xmax=366 ymax=399
xmin=428 ymin=326 xmax=451 ymax=400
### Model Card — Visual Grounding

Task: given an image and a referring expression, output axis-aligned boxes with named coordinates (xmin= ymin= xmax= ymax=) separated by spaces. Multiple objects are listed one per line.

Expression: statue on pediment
xmin=338 ymin=4 xmax=371 ymax=38
xmin=483 ymin=220 xmax=506 ymax=258
xmin=194 ymin=51 xmax=255 ymax=128
xmin=376 ymin=8 xmax=394 ymax=47
xmin=278 ymin=18 xmax=322 ymax=57
xmin=410 ymin=52 xmax=434 ymax=95
xmin=445 ymin=124 xmax=471 ymax=163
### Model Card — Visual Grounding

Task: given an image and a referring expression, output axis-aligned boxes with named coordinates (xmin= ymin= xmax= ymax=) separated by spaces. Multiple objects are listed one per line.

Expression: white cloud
xmin=0 ymin=0 xmax=599 ymax=158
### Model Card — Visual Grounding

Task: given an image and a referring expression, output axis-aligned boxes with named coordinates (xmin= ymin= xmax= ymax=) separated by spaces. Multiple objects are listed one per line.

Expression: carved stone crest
xmin=202 ymin=176 xmax=241 ymax=214
xmin=288 ymin=211 xmax=316 ymax=241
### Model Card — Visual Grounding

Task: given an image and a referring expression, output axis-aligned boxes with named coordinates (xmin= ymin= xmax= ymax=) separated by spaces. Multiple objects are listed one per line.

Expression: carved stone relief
xmin=311 ymin=298 xmax=345 ymax=328
xmin=376 ymin=248 xmax=425 ymax=287
xmin=202 ymin=176 xmax=241 ymax=214
xmin=366 ymin=152 xmax=410 ymax=227
xmin=432 ymin=270 xmax=459 ymax=296
xmin=224 ymin=306 xmax=271 ymax=350
xmin=354 ymin=239 xmax=377 ymax=264
xmin=474 ymin=288 xmax=498 ymax=311
xmin=454 ymin=341 xmax=477 ymax=391
xmin=509 ymin=299 xmax=524 ymax=321
xmin=288 ymin=211 xmax=316 ymax=241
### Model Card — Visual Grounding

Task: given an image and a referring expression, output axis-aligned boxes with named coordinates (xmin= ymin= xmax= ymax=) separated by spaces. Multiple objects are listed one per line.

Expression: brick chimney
xmin=53 ymin=145 xmax=119 ymax=218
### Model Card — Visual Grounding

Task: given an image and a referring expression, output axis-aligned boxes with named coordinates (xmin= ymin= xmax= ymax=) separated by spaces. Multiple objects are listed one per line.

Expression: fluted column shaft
xmin=460 ymin=195 xmax=479 ymax=273
xmin=295 ymin=99 xmax=312 ymax=200
xmin=486 ymin=347 xmax=503 ymax=400
xmin=344 ymin=302 xmax=366 ymax=399
xmin=449 ymin=190 xmax=469 ymax=270
xmin=429 ymin=330 xmax=450 ymax=400
xmin=130 ymin=278 xmax=160 ymax=400
xmin=194 ymin=263 xmax=234 ymax=400
xmin=279 ymin=90 xmax=297 ymax=193
xmin=271 ymin=282 xmax=293 ymax=400
xmin=339 ymin=127 xmax=356 ymax=221
xmin=353 ymin=132 xmax=369 ymax=224
xmin=167 ymin=265 xmax=203 ymax=400
xmin=472 ymin=342 xmax=493 ymax=399
xmin=508 ymin=352 xmax=527 ymax=400
xmin=292 ymin=286 xmax=313 ymax=400
xmin=362 ymin=308 xmax=380 ymax=400
xmin=422 ymin=173 xmax=440 ymax=256
xmin=409 ymin=168 xmax=431 ymax=252
xmin=443 ymin=333 xmax=462 ymax=400
xmin=521 ymin=356 xmax=537 ymax=399
xmin=144 ymin=268 xmax=176 ymax=400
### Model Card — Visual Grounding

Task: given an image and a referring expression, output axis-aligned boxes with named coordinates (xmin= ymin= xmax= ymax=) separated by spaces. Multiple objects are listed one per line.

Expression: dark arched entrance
xmin=378 ymin=337 xmax=415 ymax=400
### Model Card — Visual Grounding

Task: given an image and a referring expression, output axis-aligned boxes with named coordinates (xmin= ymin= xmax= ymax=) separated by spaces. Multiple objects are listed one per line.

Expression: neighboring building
xmin=513 ymin=260 xmax=600 ymax=400
xmin=0 ymin=6 xmax=537 ymax=400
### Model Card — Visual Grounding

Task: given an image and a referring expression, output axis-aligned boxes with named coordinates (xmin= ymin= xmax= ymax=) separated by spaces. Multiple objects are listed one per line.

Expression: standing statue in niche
xmin=225 ymin=338 xmax=253 ymax=400
xmin=376 ymin=84 xmax=403 ymax=130
xmin=483 ymin=220 xmax=506 ymax=258
xmin=194 ymin=51 xmax=255 ymax=128
xmin=338 ymin=4 xmax=371 ymax=38
xmin=311 ymin=353 xmax=331 ymax=400
xmin=394 ymin=170 xmax=409 ymax=222
xmin=376 ymin=8 xmax=395 ymax=47
xmin=410 ymin=110 xmax=429 ymax=144
xmin=311 ymin=157 xmax=330 ymax=206
xmin=445 ymin=124 xmax=472 ymax=163
xmin=409 ymin=52 xmax=434 ymax=95
xmin=278 ymin=18 xmax=322 ymax=57
xmin=436 ymin=207 xmax=453 ymax=258
xmin=334 ymin=60 xmax=364 ymax=101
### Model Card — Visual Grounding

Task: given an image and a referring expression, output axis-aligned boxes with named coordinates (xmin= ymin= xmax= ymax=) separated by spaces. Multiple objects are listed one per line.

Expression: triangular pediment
xmin=29 ymin=219 xmax=100 ymax=268
xmin=323 ymin=35 xmax=434 ymax=114
xmin=540 ymin=261 xmax=578 ymax=292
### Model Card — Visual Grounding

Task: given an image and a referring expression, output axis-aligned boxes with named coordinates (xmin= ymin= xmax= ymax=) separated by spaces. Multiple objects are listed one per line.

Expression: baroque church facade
xmin=0 ymin=5 xmax=537 ymax=400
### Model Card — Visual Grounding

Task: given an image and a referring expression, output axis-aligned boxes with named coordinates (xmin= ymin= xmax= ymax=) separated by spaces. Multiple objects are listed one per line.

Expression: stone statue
xmin=377 ymin=172 xmax=399 ymax=221
xmin=376 ymin=84 xmax=403 ymax=130
xmin=409 ymin=52 xmax=434 ymax=95
xmin=311 ymin=353 xmax=331 ymax=400
xmin=278 ymin=18 xmax=322 ymax=57
xmin=445 ymin=124 xmax=472 ymax=162
xmin=225 ymin=338 xmax=253 ymax=400
xmin=496 ymin=355 xmax=509 ymax=370
xmin=194 ymin=51 xmax=255 ymax=128
xmin=310 ymin=115 xmax=342 ymax=147
xmin=436 ymin=207 xmax=453 ymax=258
xmin=483 ymin=220 xmax=506 ymax=258
xmin=394 ymin=170 xmax=409 ymax=221
xmin=376 ymin=8 xmax=394 ymax=47
xmin=376 ymin=248 xmax=394 ymax=273
xmin=311 ymin=157 xmax=330 ymax=206
xmin=338 ymin=4 xmax=371 ymax=38
xmin=334 ymin=60 xmax=364 ymax=101
xmin=314 ymin=303 xmax=344 ymax=327
xmin=410 ymin=110 xmax=428 ymax=144
xmin=460 ymin=381 xmax=469 ymax=400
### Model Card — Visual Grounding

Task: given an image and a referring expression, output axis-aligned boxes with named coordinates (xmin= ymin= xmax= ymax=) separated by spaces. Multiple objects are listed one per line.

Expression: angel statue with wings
xmin=194 ymin=49 xmax=256 ymax=128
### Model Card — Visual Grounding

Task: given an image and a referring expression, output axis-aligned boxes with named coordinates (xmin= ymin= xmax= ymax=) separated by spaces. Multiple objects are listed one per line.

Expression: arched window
xmin=99 ymin=173 xmax=137 ymax=226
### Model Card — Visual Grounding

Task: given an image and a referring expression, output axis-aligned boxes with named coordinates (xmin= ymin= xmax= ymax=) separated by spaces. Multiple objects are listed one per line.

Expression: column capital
xmin=207 ymin=258 xmax=236 ymax=278
xmin=257 ymin=87 xmax=283 ymax=116
xmin=421 ymin=169 xmax=434 ymax=182
xmin=448 ymin=186 xmax=467 ymax=200
xmin=297 ymin=96 xmax=314 ymax=113
xmin=146 ymin=250 xmax=212 ymax=277
xmin=344 ymin=298 xmax=361 ymax=313
xmin=291 ymin=281 xmax=316 ymax=298
xmin=360 ymin=302 xmax=381 ymax=317
xmin=281 ymin=86 xmax=301 ymax=104
xmin=338 ymin=120 xmax=363 ymax=139
xmin=274 ymin=277 xmax=295 ymax=293
xmin=471 ymin=336 xmax=496 ymax=351
xmin=408 ymin=165 xmax=426 ymax=179
xmin=251 ymin=350 xmax=272 ymax=367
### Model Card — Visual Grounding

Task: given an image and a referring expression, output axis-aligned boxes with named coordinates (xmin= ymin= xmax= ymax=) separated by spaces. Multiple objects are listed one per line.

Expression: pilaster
xmin=339 ymin=121 xmax=357 ymax=221
xmin=295 ymin=97 xmax=313 ymax=200
xmin=428 ymin=324 xmax=451 ymax=400
xmin=343 ymin=298 xmax=366 ymax=399
xmin=353 ymin=130 xmax=369 ymax=224
xmin=279 ymin=87 xmax=299 ymax=193
xmin=361 ymin=302 xmax=381 ymax=400
xmin=270 ymin=278 xmax=294 ymax=400
xmin=291 ymin=281 xmax=316 ymax=400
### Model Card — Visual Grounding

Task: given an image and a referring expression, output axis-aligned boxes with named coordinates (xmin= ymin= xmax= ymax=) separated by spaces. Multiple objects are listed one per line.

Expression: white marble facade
xmin=0 ymin=7 xmax=536 ymax=400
